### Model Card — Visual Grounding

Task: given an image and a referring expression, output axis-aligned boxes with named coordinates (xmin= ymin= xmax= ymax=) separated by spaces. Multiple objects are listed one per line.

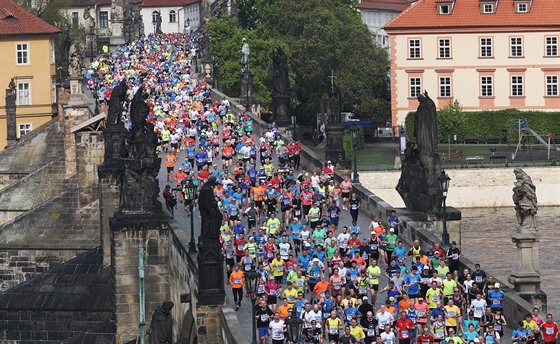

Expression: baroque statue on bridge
xmin=148 ymin=300 xmax=174 ymax=344
xmin=241 ymin=38 xmax=250 ymax=73
xmin=107 ymin=81 xmax=128 ymax=126
xmin=396 ymin=91 xmax=442 ymax=213
xmin=512 ymin=168 xmax=538 ymax=232
xmin=198 ymin=176 xmax=222 ymax=241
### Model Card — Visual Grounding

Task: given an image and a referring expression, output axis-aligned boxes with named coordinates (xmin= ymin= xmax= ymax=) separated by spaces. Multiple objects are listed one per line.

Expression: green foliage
xmin=437 ymin=101 xmax=466 ymax=143
xmin=405 ymin=109 xmax=560 ymax=144
xmin=343 ymin=127 xmax=364 ymax=158
xmin=209 ymin=0 xmax=390 ymax=122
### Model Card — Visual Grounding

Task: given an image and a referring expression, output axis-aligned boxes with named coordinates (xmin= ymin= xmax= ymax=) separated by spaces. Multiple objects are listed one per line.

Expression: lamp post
xmin=290 ymin=90 xmax=298 ymax=141
xmin=243 ymin=69 xmax=251 ymax=112
xmin=438 ymin=170 xmax=451 ymax=245
xmin=350 ymin=125 xmax=360 ymax=183
xmin=244 ymin=269 xmax=260 ymax=344
xmin=185 ymin=180 xmax=197 ymax=252
xmin=92 ymin=71 xmax=100 ymax=115
xmin=285 ymin=314 xmax=304 ymax=344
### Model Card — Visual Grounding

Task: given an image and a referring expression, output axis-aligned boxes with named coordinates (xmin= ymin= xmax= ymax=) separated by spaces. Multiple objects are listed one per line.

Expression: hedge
xmin=343 ymin=126 xmax=364 ymax=158
xmin=405 ymin=109 xmax=560 ymax=144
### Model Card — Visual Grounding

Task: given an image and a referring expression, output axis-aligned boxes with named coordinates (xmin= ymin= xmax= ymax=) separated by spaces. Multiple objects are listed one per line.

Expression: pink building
xmin=384 ymin=0 xmax=560 ymax=126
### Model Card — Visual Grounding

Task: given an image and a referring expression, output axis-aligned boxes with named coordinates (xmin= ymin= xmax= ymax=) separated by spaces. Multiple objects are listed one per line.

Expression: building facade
xmin=0 ymin=0 xmax=61 ymax=149
xmin=384 ymin=0 xmax=560 ymax=126
xmin=358 ymin=0 xmax=412 ymax=48
xmin=141 ymin=0 xmax=201 ymax=35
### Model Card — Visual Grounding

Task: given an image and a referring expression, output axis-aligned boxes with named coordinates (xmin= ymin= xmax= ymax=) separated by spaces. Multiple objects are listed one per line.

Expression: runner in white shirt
xmin=380 ymin=324 xmax=396 ymax=343
xmin=268 ymin=314 xmax=286 ymax=343
xmin=376 ymin=306 xmax=395 ymax=331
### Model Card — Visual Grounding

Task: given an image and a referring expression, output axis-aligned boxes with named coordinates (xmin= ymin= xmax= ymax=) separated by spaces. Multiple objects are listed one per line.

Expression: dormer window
xmin=439 ymin=5 xmax=450 ymax=14
xmin=517 ymin=2 xmax=528 ymax=12
xmin=483 ymin=3 xmax=494 ymax=13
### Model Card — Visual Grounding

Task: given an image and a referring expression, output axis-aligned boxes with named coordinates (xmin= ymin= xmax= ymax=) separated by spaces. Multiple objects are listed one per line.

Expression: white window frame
xmin=517 ymin=3 xmax=527 ymax=12
xmin=169 ymin=10 xmax=176 ymax=23
xmin=152 ymin=11 xmax=159 ymax=24
xmin=408 ymin=39 xmax=421 ymax=59
xmin=439 ymin=77 xmax=452 ymax=97
xmin=409 ymin=77 xmax=422 ymax=98
xmin=17 ymin=82 xmax=31 ymax=105
xmin=545 ymin=36 xmax=558 ymax=56
xmin=480 ymin=37 xmax=493 ymax=57
xmin=510 ymin=37 xmax=523 ymax=57
xmin=50 ymin=39 xmax=55 ymax=64
xmin=51 ymin=79 xmax=57 ymax=103
xmin=483 ymin=4 xmax=494 ymax=13
xmin=546 ymin=75 xmax=558 ymax=96
xmin=439 ymin=5 xmax=450 ymax=15
xmin=511 ymin=76 xmax=524 ymax=96
xmin=481 ymin=76 xmax=493 ymax=97
xmin=16 ymin=43 xmax=29 ymax=65
xmin=18 ymin=123 xmax=32 ymax=137
xmin=438 ymin=38 xmax=451 ymax=58
xmin=98 ymin=11 xmax=109 ymax=28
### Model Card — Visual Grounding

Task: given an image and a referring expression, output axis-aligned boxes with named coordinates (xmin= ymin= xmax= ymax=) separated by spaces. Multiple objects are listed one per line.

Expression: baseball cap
xmin=389 ymin=228 xmax=395 ymax=232
xmin=249 ymin=236 xmax=254 ymax=241
xmin=423 ymin=266 xmax=429 ymax=270
xmin=494 ymin=283 xmax=500 ymax=288
xmin=389 ymin=296 xmax=395 ymax=301
xmin=362 ymin=296 xmax=368 ymax=301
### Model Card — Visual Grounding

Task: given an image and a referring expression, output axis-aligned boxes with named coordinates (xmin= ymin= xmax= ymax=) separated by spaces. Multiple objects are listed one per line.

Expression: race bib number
xmin=330 ymin=327 xmax=338 ymax=335
xmin=367 ymin=329 xmax=375 ymax=337
xmin=234 ymin=278 xmax=241 ymax=284
xmin=546 ymin=327 xmax=554 ymax=335
xmin=492 ymin=299 xmax=500 ymax=305
xmin=260 ymin=314 xmax=269 ymax=321
xmin=402 ymin=330 xmax=409 ymax=338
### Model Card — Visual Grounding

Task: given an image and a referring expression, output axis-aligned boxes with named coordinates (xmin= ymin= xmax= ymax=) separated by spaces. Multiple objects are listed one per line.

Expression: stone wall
xmin=0 ymin=249 xmax=65 ymax=290
xmin=75 ymin=132 xmax=104 ymax=207
xmin=361 ymin=167 xmax=560 ymax=208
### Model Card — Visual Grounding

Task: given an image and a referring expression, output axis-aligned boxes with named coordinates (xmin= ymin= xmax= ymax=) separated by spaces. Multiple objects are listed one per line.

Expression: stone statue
xmin=154 ymin=11 xmax=162 ymax=34
xmin=148 ymin=300 xmax=174 ymax=344
xmin=512 ymin=168 xmax=538 ymax=232
xmin=129 ymin=86 xmax=152 ymax=158
xmin=83 ymin=7 xmax=95 ymax=35
xmin=414 ymin=91 xmax=438 ymax=157
xmin=112 ymin=0 xmax=125 ymax=21
xmin=272 ymin=47 xmax=289 ymax=96
xmin=107 ymin=81 xmax=128 ymax=126
xmin=396 ymin=92 xmax=442 ymax=213
xmin=198 ymin=176 xmax=223 ymax=240
xmin=327 ymin=81 xmax=342 ymax=126
xmin=241 ymin=38 xmax=250 ymax=72
xmin=6 ymin=78 xmax=16 ymax=103
xmin=68 ymin=43 xmax=84 ymax=78
xmin=61 ymin=30 xmax=72 ymax=69
xmin=133 ymin=6 xmax=144 ymax=36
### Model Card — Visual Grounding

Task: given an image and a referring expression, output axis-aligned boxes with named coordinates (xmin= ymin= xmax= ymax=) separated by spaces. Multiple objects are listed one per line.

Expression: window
xmin=546 ymin=37 xmax=558 ymax=56
xmin=16 ymin=43 xmax=28 ymax=64
xmin=19 ymin=124 xmax=32 ymax=137
xmin=72 ymin=12 xmax=79 ymax=29
xmin=481 ymin=76 xmax=493 ymax=97
xmin=480 ymin=38 xmax=492 ymax=57
xmin=438 ymin=38 xmax=451 ymax=58
xmin=439 ymin=77 xmax=451 ymax=97
xmin=17 ymin=82 xmax=30 ymax=105
xmin=546 ymin=75 xmax=558 ymax=96
xmin=98 ymin=11 xmax=109 ymax=28
xmin=510 ymin=37 xmax=523 ymax=57
xmin=51 ymin=79 xmax=57 ymax=103
xmin=169 ymin=10 xmax=176 ymax=22
xmin=511 ymin=76 xmax=524 ymax=96
xmin=409 ymin=77 xmax=422 ymax=98
xmin=483 ymin=4 xmax=494 ymax=13
xmin=439 ymin=5 xmax=450 ymax=14
xmin=517 ymin=3 xmax=527 ymax=12
xmin=152 ymin=11 xmax=159 ymax=23
xmin=408 ymin=39 xmax=421 ymax=59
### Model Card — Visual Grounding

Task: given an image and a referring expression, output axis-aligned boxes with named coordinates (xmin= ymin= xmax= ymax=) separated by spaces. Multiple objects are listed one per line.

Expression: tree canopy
xmin=208 ymin=0 xmax=390 ymax=124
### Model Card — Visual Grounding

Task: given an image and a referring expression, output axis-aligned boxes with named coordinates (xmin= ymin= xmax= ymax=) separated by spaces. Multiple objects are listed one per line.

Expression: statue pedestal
xmin=197 ymin=240 xmax=225 ymax=306
xmin=272 ymin=94 xmax=290 ymax=126
xmin=325 ymin=125 xmax=345 ymax=164
xmin=69 ymin=77 xmax=83 ymax=101
xmin=239 ymin=71 xmax=252 ymax=110
xmin=509 ymin=232 xmax=541 ymax=294
xmin=110 ymin=19 xmax=125 ymax=47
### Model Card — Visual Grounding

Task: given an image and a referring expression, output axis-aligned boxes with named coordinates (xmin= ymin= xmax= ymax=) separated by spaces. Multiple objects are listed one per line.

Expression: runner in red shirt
xmin=395 ymin=310 xmax=416 ymax=344
xmin=416 ymin=326 xmax=435 ymax=344
xmin=541 ymin=314 xmax=559 ymax=344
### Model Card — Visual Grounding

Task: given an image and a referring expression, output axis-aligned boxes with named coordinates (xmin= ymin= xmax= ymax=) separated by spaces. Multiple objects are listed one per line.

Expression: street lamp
xmin=438 ymin=170 xmax=451 ymax=245
xmin=184 ymin=180 xmax=197 ymax=252
xmin=290 ymin=90 xmax=298 ymax=141
xmin=244 ymin=269 xmax=260 ymax=344
xmin=92 ymin=71 xmax=100 ymax=115
xmin=285 ymin=314 xmax=304 ymax=343
xmin=350 ymin=125 xmax=360 ymax=183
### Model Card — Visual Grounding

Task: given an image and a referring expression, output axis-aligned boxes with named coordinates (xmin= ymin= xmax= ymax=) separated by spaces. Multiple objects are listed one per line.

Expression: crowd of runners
xmin=86 ymin=33 xmax=558 ymax=344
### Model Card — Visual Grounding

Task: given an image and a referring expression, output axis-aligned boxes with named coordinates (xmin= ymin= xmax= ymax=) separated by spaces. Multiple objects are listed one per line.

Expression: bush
xmin=405 ymin=109 xmax=560 ymax=144
xmin=343 ymin=126 xmax=364 ymax=158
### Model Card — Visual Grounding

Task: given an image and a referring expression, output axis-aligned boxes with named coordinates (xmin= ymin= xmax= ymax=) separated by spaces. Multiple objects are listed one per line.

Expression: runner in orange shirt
xmin=164 ymin=150 xmax=177 ymax=182
xmin=229 ymin=264 xmax=245 ymax=311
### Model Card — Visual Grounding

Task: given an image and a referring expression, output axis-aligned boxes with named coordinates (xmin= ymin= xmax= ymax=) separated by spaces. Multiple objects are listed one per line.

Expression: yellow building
xmin=0 ymin=0 xmax=61 ymax=149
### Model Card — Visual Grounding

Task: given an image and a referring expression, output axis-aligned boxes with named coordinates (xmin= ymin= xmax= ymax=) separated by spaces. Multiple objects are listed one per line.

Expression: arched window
xmin=169 ymin=10 xmax=176 ymax=23
xmin=152 ymin=11 xmax=159 ymax=23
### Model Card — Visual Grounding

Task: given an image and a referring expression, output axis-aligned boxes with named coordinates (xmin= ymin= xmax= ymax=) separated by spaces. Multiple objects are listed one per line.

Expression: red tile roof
xmin=358 ymin=0 xmax=413 ymax=12
xmin=0 ymin=0 xmax=61 ymax=36
xmin=385 ymin=0 xmax=560 ymax=30
xmin=142 ymin=0 xmax=200 ymax=7
xmin=70 ymin=0 xmax=112 ymax=7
